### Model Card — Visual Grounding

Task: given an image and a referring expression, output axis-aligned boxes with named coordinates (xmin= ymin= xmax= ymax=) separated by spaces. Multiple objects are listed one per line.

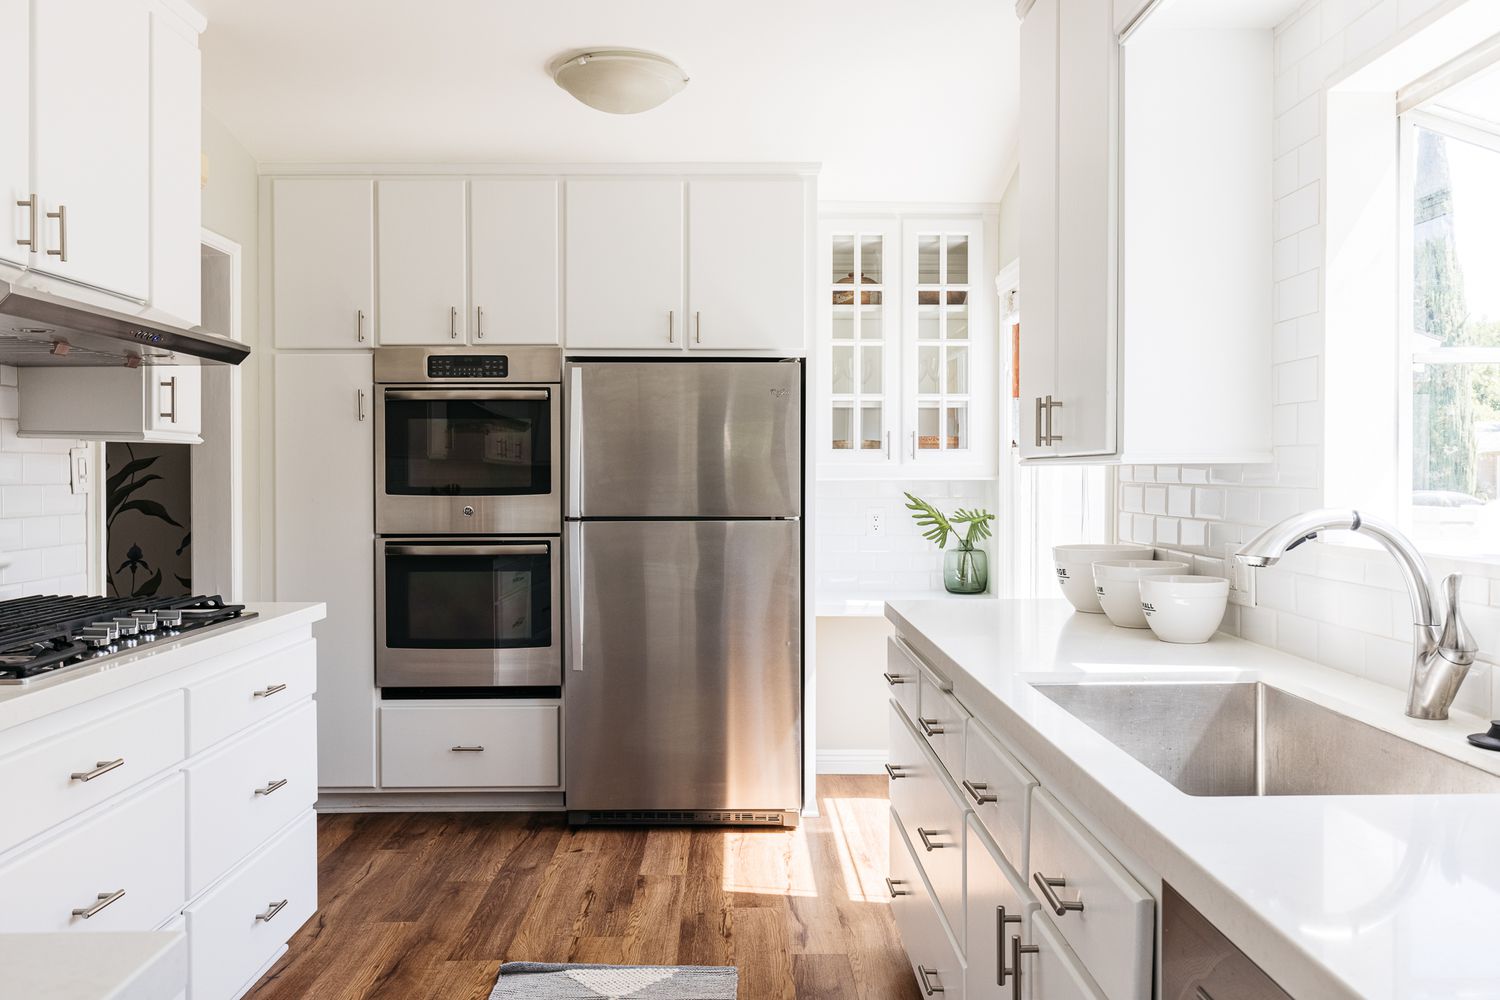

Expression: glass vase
xmin=943 ymin=547 xmax=988 ymax=594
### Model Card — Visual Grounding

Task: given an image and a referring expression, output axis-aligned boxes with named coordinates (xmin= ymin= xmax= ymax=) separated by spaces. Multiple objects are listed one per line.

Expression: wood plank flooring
xmin=247 ymin=775 xmax=921 ymax=1000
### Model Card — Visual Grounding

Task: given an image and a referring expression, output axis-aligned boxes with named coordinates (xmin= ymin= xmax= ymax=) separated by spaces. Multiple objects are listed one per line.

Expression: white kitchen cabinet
xmin=0 ymin=0 xmax=28 ymax=269
xmin=377 ymin=179 xmax=468 ymax=345
xmin=687 ymin=178 xmax=806 ymax=352
xmin=273 ymin=353 xmax=377 ymax=789
xmin=272 ymin=178 xmax=375 ymax=349
xmin=17 ymin=365 xmax=202 ymax=443
xmin=379 ymin=703 xmax=561 ymax=788
xmin=148 ymin=8 xmax=202 ymax=327
xmin=31 ymin=0 xmax=151 ymax=300
xmin=823 ymin=220 xmax=899 ymax=466
xmin=471 ymin=179 xmax=560 ymax=345
xmin=565 ymin=178 xmax=685 ymax=350
xmin=966 ymin=817 xmax=1035 ymax=1000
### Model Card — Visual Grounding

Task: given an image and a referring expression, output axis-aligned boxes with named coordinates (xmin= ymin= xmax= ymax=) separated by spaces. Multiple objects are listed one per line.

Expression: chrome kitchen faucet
xmin=1235 ymin=509 xmax=1477 ymax=721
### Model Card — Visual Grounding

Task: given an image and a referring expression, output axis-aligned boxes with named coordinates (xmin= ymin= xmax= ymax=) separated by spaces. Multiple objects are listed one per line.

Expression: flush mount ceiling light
xmin=549 ymin=49 xmax=688 ymax=115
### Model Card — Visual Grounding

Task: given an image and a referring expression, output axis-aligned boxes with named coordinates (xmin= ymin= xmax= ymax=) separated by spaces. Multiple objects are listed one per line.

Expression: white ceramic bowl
xmin=1092 ymin=560 xmax=1190 ymax=628
xmin=1140 ymin=575 xmax=1230 ymax=643
xmin=1051 ymin=544 xmax=1154 ymax=613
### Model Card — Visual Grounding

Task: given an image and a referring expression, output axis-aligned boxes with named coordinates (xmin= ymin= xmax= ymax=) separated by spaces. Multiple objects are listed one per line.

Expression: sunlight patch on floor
xmin=720 ymin=824 xmax=820 ymax=898
xmin=823 ymin=794 xmax=892 ymax=904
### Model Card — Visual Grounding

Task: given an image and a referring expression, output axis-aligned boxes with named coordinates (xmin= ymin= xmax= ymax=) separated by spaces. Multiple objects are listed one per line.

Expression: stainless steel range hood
xmin=0 ymin=279 xmax=251 ymax=367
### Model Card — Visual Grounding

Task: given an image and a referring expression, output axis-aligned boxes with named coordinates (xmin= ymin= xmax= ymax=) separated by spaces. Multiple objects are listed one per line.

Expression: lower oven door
xmin=376 ymin=537 xmax=562 ymax=687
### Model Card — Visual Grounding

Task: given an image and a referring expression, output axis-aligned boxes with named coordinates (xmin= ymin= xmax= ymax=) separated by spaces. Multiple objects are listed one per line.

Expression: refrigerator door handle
xmin=567 ymin=366 xmax=584 ymax=518
xmin=568 ymin=520 xmax=585 ymax=672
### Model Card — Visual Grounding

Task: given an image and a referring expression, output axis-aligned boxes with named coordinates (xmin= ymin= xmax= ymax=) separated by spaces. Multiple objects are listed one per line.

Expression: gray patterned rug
xmin=489 ymin=962 xmax=738 ymax=999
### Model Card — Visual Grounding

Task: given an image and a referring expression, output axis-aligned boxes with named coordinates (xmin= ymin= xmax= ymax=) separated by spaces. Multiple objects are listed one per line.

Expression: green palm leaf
xmin=904 ymin=492 xmax=954 ymax=548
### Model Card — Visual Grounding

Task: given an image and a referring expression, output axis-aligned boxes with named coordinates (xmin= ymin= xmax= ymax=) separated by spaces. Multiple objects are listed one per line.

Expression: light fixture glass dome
xmin=550 ymin=49 xmax=688 ymax=115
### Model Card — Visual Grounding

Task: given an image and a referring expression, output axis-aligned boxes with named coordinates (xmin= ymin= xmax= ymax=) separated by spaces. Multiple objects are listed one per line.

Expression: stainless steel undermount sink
xmin=1033 ymin=681 xmax=1500 ymax=796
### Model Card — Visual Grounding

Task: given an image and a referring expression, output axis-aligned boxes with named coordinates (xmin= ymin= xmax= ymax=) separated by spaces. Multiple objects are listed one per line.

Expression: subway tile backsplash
xmin=0 ymin=366 xmax=90 ymax=598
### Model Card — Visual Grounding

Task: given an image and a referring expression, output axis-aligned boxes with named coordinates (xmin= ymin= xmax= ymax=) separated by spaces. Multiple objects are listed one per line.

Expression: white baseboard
xmin=816 ymin=749 xmax=888 ymax=775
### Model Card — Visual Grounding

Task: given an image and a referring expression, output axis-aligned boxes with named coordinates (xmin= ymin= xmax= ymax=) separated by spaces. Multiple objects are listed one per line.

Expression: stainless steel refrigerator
xmin=564 ymin=359 xmax=803 ymax=826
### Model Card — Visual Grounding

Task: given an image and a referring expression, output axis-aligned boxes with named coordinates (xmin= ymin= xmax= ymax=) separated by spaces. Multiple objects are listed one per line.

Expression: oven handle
xmin=383 ymin=389 xmax=550 ymax=401
xmin=385 ymin=544 xmax=550 ymax=557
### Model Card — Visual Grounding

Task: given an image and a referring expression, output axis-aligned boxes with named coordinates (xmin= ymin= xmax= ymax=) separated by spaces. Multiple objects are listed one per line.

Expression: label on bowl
xmin=1142 ymin=601 xmax=1156 ymax=617
xmin=1057 ymin=567 xmax=1070 ymax=580
xmin=1096 ymin=586 xmax=1106 ymax=596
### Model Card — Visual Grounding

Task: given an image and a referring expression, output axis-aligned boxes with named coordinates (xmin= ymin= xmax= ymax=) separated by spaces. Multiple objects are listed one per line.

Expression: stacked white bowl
xmin=1051 ymin=544 xmax=1153 ymax=613
xmin=1140 ymin=575 xmax=1230 ymax=643
xmin=1091 ymin=560 xmax=1190 ymax=628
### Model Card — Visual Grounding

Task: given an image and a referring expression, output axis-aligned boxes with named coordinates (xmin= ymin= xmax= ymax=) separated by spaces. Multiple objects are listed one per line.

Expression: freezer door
xmin=566 ymin=519 xmax=802 ymax=812
xmin=567 ymin=361 xmax=802 ymax=518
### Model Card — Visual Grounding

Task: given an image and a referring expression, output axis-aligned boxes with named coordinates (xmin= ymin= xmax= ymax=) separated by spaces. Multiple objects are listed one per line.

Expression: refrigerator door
xmin=566 ymin=518 xmax=802 ymax=814
xmin=567 ymin=360 xmax=802 ymax=518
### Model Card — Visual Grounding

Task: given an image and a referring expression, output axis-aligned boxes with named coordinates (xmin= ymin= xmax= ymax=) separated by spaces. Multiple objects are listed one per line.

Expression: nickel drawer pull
xmin=158 ymin=376 xmax=178 ymax=421
xmin=71 ymin=758 xmax=125 ymax=782
xmin=46 ymin=203 xmax=67 ymax=261
xmin=16 ymin=193 xmax=36 ymax=249
xmin=994 ymin=905 xmax=1024 ymax=986
xmin=884 ymin=763 xmax=910 ymax=780
xmin=917 ymin=827 xmax=948 ymax=852
xmin=1010 ymin=935 xmax=1039 ymax=1000
xmin=918 ymin=717 xmax=945 ymax=737
xmin=882 ymin=671 xmax=911 ymax=686
xmin=256 ymin=899 xmax=289 ymax=922
xmin=449 ymin=305 xmax=458 ymax=339
xmin=357 ymin=309 xmax=366 ymax=342
xmin=254 ymin=683 xmax=287 ymax=698
xmin=1034 ymin=872 xmax=1085 ymax=915
xmin=1195 ymin=989 xmax=1215 ymax=1000
xmin=695 ymin=310 xmax=701 ymax=344
xmin=1034 ymin=396 xmax=1045 ymax=448
xmin=255 ymin=778 xmax=288 ymax=796
xmin=884 ymin=876 xmax=911 ymax=898
xmin=476 ymin=305 xmax=485 ymax=340
xmin=916 ymin=965 xmax=944 ymax=995
xmin=450 ymin=745 xmax=485 ymax=752
xmin=962 ymin=779 xmax=998 ymax=805
xmin=72 ymin=889 xmax=125 ymax=919
xmin=667 ymin=310 xmax=674 ymax=343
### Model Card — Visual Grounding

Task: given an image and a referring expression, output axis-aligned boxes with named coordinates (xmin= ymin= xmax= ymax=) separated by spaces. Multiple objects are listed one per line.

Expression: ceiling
xmin=191 ymin=0 xmax=1020 ymax=203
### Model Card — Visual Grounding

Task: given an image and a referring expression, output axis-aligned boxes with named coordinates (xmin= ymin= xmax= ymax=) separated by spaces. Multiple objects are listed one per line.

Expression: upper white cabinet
xmin=377 ymin=179 xmax=469 ymax=345
xmin=17 ymin=365 xmax=202 ymax=443
xmin=149 ymin=8 xmax=203 ymax=326
xmin=272 ymin=178 xmax=376 ymax=349
xmin=471 ymin=179 xmax=560 ymax=345
xmin=687 ymin=179 xmax=806 ymax=353
xmin=0 ymin=0 xmax=28 ymax=269
xmin=565 ymin=178 xmax=686 ymax=350
xmin=1016 ymin=0 xmax=1272 ymax=464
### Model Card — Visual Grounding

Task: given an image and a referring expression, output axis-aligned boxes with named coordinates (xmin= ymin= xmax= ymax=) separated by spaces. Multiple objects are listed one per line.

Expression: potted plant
xmin=904 ymin=493 xmax=996 ymax=594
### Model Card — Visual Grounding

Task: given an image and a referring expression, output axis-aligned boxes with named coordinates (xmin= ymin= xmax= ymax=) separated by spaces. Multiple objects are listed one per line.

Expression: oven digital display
xmin=426 ymin=355 xmax=509 ymax=379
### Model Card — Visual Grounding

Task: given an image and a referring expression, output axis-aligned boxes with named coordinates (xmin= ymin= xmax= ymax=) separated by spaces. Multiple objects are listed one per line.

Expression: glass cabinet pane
xmin=861 ymin=345 xmax=883 ymax=393
xmin=917 ymin=235 xmax=940 ymax=283
xmin=946 ymin=405 xmax=969 ymax=450
xmin=917 ymin=346 xmax=941 ymax=394
xmin=826 ymin=227 xmax=891 ymax=462
xmin=917 ymin=405 xmax=941 ymax=449
xmin=832 ymin=309 xmax=853 ymax=340
xmin=917 ymin=306 xmax=939 ymax=341
xmin=859 ymin=306 xmax=881 ymax=341
xmin=945 ymin=346 xmax=968 ymax=394
xmin=946 ymin=304 xmax=968 ymax=339
xmin=860 ymin=406 xmax=883 ymax=450
xmin=860 ymin=236 xmax=883 ymax=284
xmin=831 ymin=345 xmax=854 ymax=394
xmin=832 ymin=406 xmax=852 ymax=450
xmin=832 ymin=235 xmax=854 ymax=284
xmin=946 ymin=235 xmax=969 ymax=283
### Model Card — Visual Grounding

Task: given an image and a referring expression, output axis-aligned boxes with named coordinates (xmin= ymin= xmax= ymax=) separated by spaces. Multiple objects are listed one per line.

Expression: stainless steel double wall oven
xmin=373 ymin=347 xmax=563 ymax=689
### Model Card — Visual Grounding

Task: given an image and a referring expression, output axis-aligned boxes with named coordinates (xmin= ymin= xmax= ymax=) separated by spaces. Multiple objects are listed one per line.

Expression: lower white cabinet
xmin=966 ymin=817 xmax=1035 ymax=1000
xmin=890 ymin=813 xmax=966 ymax=1000
xmin=379 ymin=702 xmax=561 ymax=789
xmin=17 ymin=365 xmax=202 ymax=442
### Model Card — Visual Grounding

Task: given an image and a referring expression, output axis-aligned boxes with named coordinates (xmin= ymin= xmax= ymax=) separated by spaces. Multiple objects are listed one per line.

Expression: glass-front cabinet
xmin=819 ymin=214 xmax=994 ymax=478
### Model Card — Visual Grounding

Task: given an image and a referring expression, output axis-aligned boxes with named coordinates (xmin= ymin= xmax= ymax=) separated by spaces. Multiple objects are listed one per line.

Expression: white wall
xmin=0 ymin=368 xmax=90 ymax=597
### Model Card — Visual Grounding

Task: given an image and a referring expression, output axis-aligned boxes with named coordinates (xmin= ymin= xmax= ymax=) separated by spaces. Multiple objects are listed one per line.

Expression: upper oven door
xmin=376 ymin=385 xmax=561 ymax=534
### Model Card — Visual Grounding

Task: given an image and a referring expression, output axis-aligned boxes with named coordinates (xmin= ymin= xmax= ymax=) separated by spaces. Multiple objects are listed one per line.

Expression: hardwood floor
xmin=247 ymin=775 xmax=921 ymax=1000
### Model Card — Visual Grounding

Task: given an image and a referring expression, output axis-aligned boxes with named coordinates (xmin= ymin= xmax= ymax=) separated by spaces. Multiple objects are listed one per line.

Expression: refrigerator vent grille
xmin=570 ymin=810 xmax=791 ymax=827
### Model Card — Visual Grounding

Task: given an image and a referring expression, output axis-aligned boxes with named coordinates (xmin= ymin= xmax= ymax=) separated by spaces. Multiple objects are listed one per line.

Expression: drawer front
xmin=187 ymin=639 xmax=317 ymax=754
xmin=887 ymin=700 xmax=927 ymax=841
xmin=915 ymin=661 xmax=967 ymax=779
xmin=187 ymin=811 xmax=317 ymax=1000
xmin=187 ymin=701 xmax=318 ymax=896
xmin=890 ymin=819 xmax=966 ymax=1000
xmin=1026 ymin=909 xmax=1108 ymax=1000
xmin=885 ymin=637 xmax=922 ymax=722
xmin=962 ymin=719 xmax=1037 ymax=877
xmin=0 ymin=774 xmax=186 ymax=933
xmin=888 ymin=702 xmax=967 ymax=950
xmin=380 ymin=703 xmax=560 ymax=788
xmin=1029 ymin=790 xmax=1153 ymax=1000
xmin=966 ymin=816 xmax=1036 ymax=1000
xmin=0 ymin=691 xmax=185 ymax=852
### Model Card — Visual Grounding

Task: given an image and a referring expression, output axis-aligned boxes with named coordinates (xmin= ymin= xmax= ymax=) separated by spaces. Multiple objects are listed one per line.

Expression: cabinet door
xmin=966 ymin=817 xmax=1034 ymax=1000
xmin=687 ymin=178 xmax=806 ymax=352
xmin=273 ymin=353 xmax=376 ymax=789
xmin=1052 ymin=0 xmax=1118 ymax=458
xmin=565 ymin=178 xmax=684 ymax=350
xmin=272 ymin=178 xmax=374 ymax=349
xmin=1018 ymin=0 xmax=1059 ymax=459
xmin=0 ymin=0 xmax=29 ymax=269
xmin=471 ymin=179 xmax=560 ymax=345
xmin=149 ymin=10 xmax=201 ymax=327
xmin=822 ymin=220 xmax=898 ymax=467
xmin=31 ymin=0 xmax=150 ymax=299
xmin=377 ymin=179 xmax=468 ymax=345
xmin=145 ymin=365 xmax=202 ymax=439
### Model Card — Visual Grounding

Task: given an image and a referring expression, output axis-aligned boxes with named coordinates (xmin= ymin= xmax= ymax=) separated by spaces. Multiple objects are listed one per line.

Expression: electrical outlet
xmin=69 ymin=447 xmax=91 ymax=496
xmin=867 ymin=508 xmax=885 ymax=536
xmin=1224 ymin=541 xmax=1257 ymax=607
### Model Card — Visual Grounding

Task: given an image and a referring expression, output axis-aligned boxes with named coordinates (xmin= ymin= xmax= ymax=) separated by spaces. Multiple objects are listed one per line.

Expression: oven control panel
xmin=426 ymin=354 xmax=509 ymax=379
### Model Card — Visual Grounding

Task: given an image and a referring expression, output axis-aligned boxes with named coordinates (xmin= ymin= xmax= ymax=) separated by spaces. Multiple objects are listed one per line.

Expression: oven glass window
xmin=385 ymin=548 xmax=552 ymax=649
xmin=385 ymin=395 xmax=551 ymax=495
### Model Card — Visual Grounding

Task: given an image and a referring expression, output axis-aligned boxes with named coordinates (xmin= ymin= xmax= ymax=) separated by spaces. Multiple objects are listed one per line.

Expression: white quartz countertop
xmin=0 ymin=602 xmax=325 ymax=731
xmin=0 ymin=931 xmax=186 ymax=999
xmin=886 ymin=597 xmax=1500 ymax=1000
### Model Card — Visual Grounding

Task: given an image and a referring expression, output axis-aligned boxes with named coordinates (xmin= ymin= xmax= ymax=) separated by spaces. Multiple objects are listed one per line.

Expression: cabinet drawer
xmin=0 ymin=691 xmax=185 ymax=851
xmin=961 ymin=719 xmax=1037 ymax=877
xmin=186 ymin=701 xmax=317 ymax=896
xmin=890 ymin=819 xmax=965 ymax=1000
xmin=186 ymin=811 xmax=317 ymax=1000
xmin=887 ymin=702 xmax=967 ymax=950
xmin=915 ymin=661 xmax=966 ymax=779
xmin=966 ymin=816 xmax=1036 ymax=1000
xmin=885 ymin=637 xmax=922 ymax=721
xmin=1025 ymin=909 xmax=1108 ymax=1000
xmin=187 ymin=639 xmax=317 ymax=754
xmin=380 ymin=703 xmax=560 ymax=788
xmin=1029 ymin=789 xmax=1153 ymax=1000
xmin=0 ymin=774 xmax=185 ymax=932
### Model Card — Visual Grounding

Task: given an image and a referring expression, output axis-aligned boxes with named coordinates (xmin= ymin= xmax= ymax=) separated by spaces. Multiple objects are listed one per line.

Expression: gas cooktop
xmin=0 ymin=594 xmax=257 ymax=685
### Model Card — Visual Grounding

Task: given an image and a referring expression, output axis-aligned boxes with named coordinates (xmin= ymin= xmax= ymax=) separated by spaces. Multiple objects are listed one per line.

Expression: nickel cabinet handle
xmin=1043 ymin=395 xmax=1064 ymax=445
xmin=1009 ymin=935 xmax=1039 ymax=1000
xmin=910 ymin=430 xmax=917 ymax=459
xmin=449 ymin=305 xmax=459 ymax=339
xmin=16 ymin=193 xmax=36 ymax=249
xmin=255 ymin=778 xmax=288 ymax=796
xmin=916 ymin=965 xmax=944 ymax=995
xmin=256 ymin=899 xmax=288 ymax=922
xmin=476 ymin=305 xmax=485 ymax=340
xmin=158 ymin=376 xmax=178 ymax=422
xmin=918 ymin=717 xmax=946 ymax=737
xmin=883 ymin=763 xmax=909 ymax=780
xmin=46 ymin=203 xmax=67 ymax=261
xmin=356 ymin=309 xmax=366 ymax=343
xmin=917 ymin=827 xmax=948 ymax=852
xmin=885 ymin=430 xmax=891 ymax=458
xmin=994 ymin=906 xmax=1024 ymax=986
xmin=1033 ymin=872 xmax=1085 ymax=915
xmin=72 ymin=889 xmax=126 ymax=919
xmin=357 ymin=389 xmax=367 ymax=422
xmin=962 ymin=779 xmax=998 ymax=805
xmin=695 ymin=310 xmax=701 ymax=344
xmin=884 ymin=876 xmax=911 ymax=898
xmin=1034 ymin=396 xmax=1045 ymax=448
xmin=668 ymin=309 xmax=675 ymax=343
xmin=71 ymin=758 xmax=125 ymax=782
xmin=254 ymin=683 xmax=287 ymax=698
xmin=882 ymin=671 xmax=911 ymax=686
xmin=450 ymin=745 xmax=485 ymax=752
